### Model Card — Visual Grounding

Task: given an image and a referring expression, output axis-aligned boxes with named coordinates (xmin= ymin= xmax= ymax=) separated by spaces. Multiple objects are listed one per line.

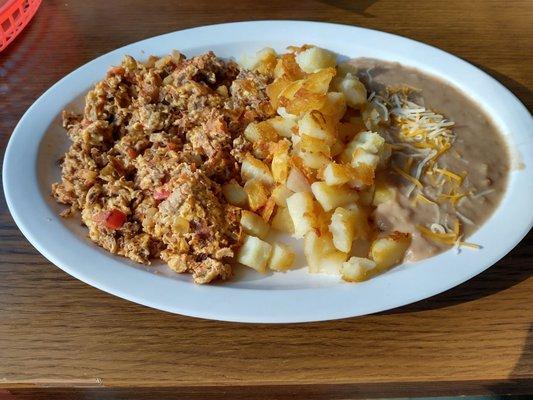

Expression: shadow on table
xmin=385 ymin=231 xmax=532 ymax=314
xmin=486 ymin=324 xmax=533 ymax=395
xmin=316 ymin=0 xmax=379 ymax=17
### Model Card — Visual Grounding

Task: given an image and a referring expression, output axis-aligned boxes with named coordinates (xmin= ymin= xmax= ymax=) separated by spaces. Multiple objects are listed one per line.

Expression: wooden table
xmin=0 ymin=1 xmax=531 ymax=398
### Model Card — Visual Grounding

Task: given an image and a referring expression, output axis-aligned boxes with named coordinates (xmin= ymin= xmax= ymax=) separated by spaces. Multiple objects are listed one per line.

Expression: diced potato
xmin=241 ymin=154 xmax=274 ymax=185
xmin=370 ymin=232 xmax=411 ymax=271
xmin=267 ymin=243 xmax=296 ymax=272
xmin=268 ymin=116 xmax=297 ymax=138
xmin=261 ymin=197 xmax=276 ymax=222
xmin=319 ymin=92 xmax=347 ymax=122
xmin=286 ymin=191 xmax=316 ymax=238
xmin=267 ymin=75 xmax=293 ymax=109
xmin=304 ymin=231 xmax=347 ymax=275
xmin=239 ymin=47 xmax=277 ymax=75
xmin=244 ymin=121 xmax=279 ymax=143
xmin=244 ymin=179 xmax=269 ymax=211
xmin=271 ymin=140 xmax=291 ymax=184
xmin=222 ymin=182 xmax=248 ymax=207
xmin=334 ymin=73 xmax=367 ymax=109
xmin=341 ymin=257 xmax=377 ymax=282
xmin=311 ymin=181 xmax=358 ymax=212
xmin=286 ymin=167 xmax=311 ymax=192
xmin=344 ymin=203 xmax=372 ymax=240
xmin=236 ymin=234 xmax=272 ymax=273
xmin=298 ymin=110 xmax=335 ymax=144
xmin=298 ymin=151 xmax=330 ymax=170
xmin=299 ymin=134 xmax=331 ymax=155
xmin=240 ymin=210 xmax=270 ymax=239
xmin=323 ymin=162 xmax=357 ymax=185
xmin=329 ymin=207 xmax=358 ymax=253
xmin=271 ymin=184 xmax=294 ymax=207
xmin=352 ymin=131 xmax=385 ymax=154
xmin=352 ymin=148 xmax=379 ymax=169
xmin=282 ymin=68 xmax=336 ymax=115
xmin=295 ymin=46 xmax=337 ymax=73
xmin=373 ymin=178 xmax=395 ymax=205
xmin=273 ymin=53 xmax=305 ymax=80
xmin=271 ymin=206 xmax=295 ymax=233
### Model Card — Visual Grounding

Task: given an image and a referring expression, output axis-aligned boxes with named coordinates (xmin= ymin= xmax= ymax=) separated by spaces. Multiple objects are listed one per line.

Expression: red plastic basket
xmin=0 ymin=0 xmax=41 ymax=52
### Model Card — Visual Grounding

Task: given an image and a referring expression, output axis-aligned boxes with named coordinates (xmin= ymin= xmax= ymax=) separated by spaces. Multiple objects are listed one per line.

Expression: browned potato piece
xmin=271 ymin=207 xmax=295 ymax=233
xmin=370 ymin=232 xmax=411 ymax=271
xmin=244 ymin=179 xmax=270 ymax=211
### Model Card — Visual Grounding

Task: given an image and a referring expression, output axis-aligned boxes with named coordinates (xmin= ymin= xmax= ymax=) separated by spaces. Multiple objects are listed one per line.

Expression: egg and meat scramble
xmin=53 ymin=45 xmax=508 ymax=283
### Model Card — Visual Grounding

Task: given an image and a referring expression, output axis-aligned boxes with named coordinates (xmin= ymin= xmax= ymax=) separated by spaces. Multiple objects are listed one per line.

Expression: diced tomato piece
xmin=167 ymin=142 xmax=178 ymax=151
xmin=93 ymin=209 xmax=127 ymax=230
xmin=126 ymin=148 xmax=138 ymax=159
xmin=153 ymin=188 xmax=171 ymax=200
xmin=107 ymin=66 xmax=125 ymax=77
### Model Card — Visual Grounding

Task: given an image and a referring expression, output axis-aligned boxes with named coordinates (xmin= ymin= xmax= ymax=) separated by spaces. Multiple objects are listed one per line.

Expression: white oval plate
xmin=3 ymin=21 xmax=532 ymax=323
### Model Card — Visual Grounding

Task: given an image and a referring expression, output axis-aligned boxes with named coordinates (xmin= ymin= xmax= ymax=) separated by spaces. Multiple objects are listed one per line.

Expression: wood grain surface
xmin=0 ymin=0 xmax=532 ymax=398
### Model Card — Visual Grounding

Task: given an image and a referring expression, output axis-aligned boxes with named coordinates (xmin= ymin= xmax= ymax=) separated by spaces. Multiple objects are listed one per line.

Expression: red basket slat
xmin=0 ymin=0 xmax=42 ymax=52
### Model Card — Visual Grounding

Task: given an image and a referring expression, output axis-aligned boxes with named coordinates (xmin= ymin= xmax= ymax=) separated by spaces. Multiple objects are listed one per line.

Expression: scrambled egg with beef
xmin=52 ymin=51 xmax=274 ymax=283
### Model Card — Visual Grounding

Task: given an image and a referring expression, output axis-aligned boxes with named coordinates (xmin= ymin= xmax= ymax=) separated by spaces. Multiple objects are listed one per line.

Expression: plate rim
xmin=3 ymin=20 xmax=533 ymax=323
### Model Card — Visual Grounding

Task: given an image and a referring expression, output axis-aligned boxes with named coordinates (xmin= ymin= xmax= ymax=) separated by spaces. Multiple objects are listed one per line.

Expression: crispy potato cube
xmin=239 ymin=47 xmax=277 ymax=75
xmin=244 ymin=121 xmax=279 ymax=143
xmin=271 ymin=185 xmax=294 ymax=207
xmin=298 ymin=110 xmax=335 ymax=144
xmin=352 ymin=148 xmax=379 ymax=171
xmin=329 ymin=207 xmax=358 ymax=253
xmin=236 ymin=234 xmax=272 ymax=273
xmin=241 ymin=154 xmax=274 ymax=185
xmin=267 ymin=243 xmax=296 ymax=272
xmin=311 ymin=181 xmax=358 ymax=212
xmin=344 ymin=203 xmax=372 ymax=240
xmin=268 ymin=116 xmax=297 ymax=138
xmin=244 ymin=179 xmax=269 ymax=211
xmin=297 ymin=151 xmax=330 ymax=170
xmin=352 ymin=131 xmax=385 ymax=154
xmin=299 ymin=134 xmax=331 ymax=155
xmin=274 ymin=53 xmax=305 ymax=80
xmin=271 ymin=206 xmax=295 ymax=233
xmin=267 ymin=76 xmax=293 ymax=109
xmin=222 ymin=182 xmax=248 ymax=207
xmin=370 ymin=232 xmax=411 ymax=271
xmin=341 ymin=257 xmax=377 ymax=282
xmin=240 ymin=210 xmax=270 ymax=239
xmin=323 ymin=162 xmax=357 ymax=185
xmin=304 ymin=231 xmax=348 ymax=275
xmin=286 ymin=167 xmax=311 ymax=193
xmin=319 ymin=92 xmax=347 ymax=122
xmin=271 ymin=151 xmax=291 ymax=184
xmin=334 ymin=73 xmax=367 ymax=109
xmin=373 ymin=178 xmax=395 ymax=205
xmin=281 ymin=68 xmax=336 ymax=115
xmin=295 ymin=46 xmax=337 ymax=73
xmin=286 ymin=191 xmax=316 ymax=238
xmin=261 ymin=197 xmax=276 ymax=222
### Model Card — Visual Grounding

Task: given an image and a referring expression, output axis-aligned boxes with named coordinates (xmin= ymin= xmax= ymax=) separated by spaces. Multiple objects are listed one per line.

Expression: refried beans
xmin=349 ymin=58 xmax=510 ymax=261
